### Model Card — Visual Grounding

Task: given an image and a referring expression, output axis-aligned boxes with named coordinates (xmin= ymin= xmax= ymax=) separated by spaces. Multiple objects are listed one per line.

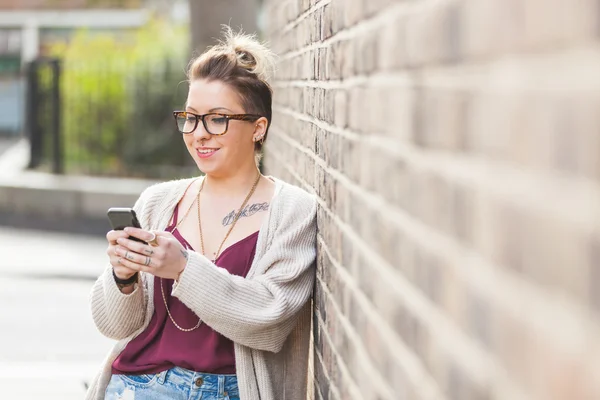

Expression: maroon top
xmin=112 ymin=203 xmax=258 ymax=375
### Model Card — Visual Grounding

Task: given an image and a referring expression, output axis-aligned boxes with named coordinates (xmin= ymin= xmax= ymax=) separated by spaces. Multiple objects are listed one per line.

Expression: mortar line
xmin=273 ymin=106 xmax=600 ymax=230
xmin=281 ymin=0 xmax=331 ymax=34
xmin=272 ymin=145 xmax=523 ymax=398
xmin=276 ymin=0 xmax=421 ymax=61
xmin=270 ymin=130 xmax=600 ymax=366
xmin=269 ymin=140 xmax=531 ymax=397
xmin=312 ymin=338 xmax=344 ymax=400
xmin=271 ymin=74 xmax=415 ymax=89
xmin=314 ymin=302 xmax=392 ymax=399
xmin=316 ymin=235 xmax=447 ymax=400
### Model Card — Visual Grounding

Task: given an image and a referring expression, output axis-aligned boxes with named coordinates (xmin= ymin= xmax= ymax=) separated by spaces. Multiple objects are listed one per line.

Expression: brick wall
xmin=262 ymin=1 xmax=600 ymax=400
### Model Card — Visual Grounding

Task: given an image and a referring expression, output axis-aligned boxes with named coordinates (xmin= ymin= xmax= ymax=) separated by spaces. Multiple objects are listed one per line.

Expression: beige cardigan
xmin=85 ymin=176 xmax=318 ymax=400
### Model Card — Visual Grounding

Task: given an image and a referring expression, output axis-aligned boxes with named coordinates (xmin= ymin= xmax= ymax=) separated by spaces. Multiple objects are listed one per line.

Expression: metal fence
xmin=26 ymin=56 xmax=198 ymax=179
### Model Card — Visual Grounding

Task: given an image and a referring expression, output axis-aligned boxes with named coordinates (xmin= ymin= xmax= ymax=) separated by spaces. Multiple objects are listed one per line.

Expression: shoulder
xmin=136 ymin=177 xmax=198 ymax=211
xmin=271 ymin=177 xmax=318 ymax=221
xmin=143 ymin=177 xmax=196 ymax=198
xmin=273 ymin=177 xmax=316 ymax=205
xmin=133 ymin=177 xmax=199 ymax=229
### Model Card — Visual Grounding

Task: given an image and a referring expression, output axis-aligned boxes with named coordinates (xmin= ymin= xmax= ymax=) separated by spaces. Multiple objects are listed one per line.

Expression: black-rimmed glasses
xmin=173 ymin=111 xmax=263 ymax=135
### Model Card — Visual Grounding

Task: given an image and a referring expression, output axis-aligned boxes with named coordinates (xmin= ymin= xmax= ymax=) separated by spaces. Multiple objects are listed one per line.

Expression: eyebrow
xmin=209 ymin=107 xmax=234 ymax=113
xmin=184 ymin=106 xmax=235 ymax=114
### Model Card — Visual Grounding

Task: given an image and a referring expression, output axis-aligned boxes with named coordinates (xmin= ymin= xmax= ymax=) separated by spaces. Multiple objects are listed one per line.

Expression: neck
xmin=202 ymin=166 xmax=261 ymax=198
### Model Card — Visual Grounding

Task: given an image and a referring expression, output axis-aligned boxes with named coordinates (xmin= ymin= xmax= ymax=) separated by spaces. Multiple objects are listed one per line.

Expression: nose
xmin=192 ymin=119 xmax=211 ymax=142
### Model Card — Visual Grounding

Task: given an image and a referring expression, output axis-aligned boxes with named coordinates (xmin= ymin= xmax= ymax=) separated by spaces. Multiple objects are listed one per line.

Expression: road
xmin=0 ymin=227 xmax=114 ymax=399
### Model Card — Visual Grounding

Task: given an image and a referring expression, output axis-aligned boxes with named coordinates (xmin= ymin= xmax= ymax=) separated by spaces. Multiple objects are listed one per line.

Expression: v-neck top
xmin=111 ymin=202 xmax=259 ymax=375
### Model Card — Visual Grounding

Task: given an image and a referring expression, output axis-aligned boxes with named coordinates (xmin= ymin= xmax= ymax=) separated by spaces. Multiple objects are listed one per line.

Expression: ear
xmin=252 ymin=117 xmax=268 ymax=142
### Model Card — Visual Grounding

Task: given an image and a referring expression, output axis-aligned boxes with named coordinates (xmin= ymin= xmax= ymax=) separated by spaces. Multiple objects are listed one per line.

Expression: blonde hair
xmin=187 ymin=26 xmax=276 ymax=163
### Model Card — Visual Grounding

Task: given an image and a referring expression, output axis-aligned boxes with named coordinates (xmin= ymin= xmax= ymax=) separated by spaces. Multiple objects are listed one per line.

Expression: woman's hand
xmin=106 ymin=229 xmax=138 ymax=280
xmin=112 ymin=227 xmax=189 ymax=281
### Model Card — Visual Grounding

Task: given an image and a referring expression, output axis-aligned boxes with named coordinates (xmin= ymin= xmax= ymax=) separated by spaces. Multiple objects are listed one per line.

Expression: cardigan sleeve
xmin=89 ymin=186 xmax=156 ymax=340
xmin=171 ymin=192 xmax=318 ymax=353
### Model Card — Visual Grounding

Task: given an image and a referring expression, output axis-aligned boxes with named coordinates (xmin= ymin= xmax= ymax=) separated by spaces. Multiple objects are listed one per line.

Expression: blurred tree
xmin=45 ymin=18 xmax=194 ymax=178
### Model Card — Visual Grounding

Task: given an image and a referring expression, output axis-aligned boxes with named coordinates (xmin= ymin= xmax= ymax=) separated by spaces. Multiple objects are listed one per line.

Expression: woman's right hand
xmin=106 ymin=230 xmax=138 ymax=280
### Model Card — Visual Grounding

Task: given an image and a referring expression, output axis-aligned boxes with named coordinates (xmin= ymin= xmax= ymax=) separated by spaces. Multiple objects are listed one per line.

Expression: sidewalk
xmin=0 ymin=227 xmax=114 ymax=399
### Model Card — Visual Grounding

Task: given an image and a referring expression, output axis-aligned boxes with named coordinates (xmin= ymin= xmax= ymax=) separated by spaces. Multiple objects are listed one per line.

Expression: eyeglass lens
xmin=175 ymin=112 xmax=228 ymax=135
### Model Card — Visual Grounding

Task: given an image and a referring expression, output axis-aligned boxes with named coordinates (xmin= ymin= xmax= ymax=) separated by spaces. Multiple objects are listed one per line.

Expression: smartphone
xmin=107 ymin=207 xmax=147 ymax=244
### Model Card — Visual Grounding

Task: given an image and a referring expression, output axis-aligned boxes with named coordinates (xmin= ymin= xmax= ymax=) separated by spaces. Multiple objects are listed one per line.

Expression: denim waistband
xmin=157 ymin=366 xmax=238 ymax=394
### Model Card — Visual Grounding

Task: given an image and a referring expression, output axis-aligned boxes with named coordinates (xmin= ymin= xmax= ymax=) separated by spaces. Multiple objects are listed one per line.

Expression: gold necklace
xmin=161 ymin=279 xmax=202 ymax=332
xmin=160 ymin=178 xmax=204 ymax=332
xmin=198 ymin=171 xmax=261 ymax=262
xmin=171 ymin=178 xmax=202 ymax=231
xmin=160 ymin=172 xmax=262 ymax=332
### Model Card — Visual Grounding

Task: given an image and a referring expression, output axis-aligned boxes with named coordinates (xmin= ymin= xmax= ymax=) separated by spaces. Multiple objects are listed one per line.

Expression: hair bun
xmin=235 ymin=49 xmax=256 ymax=68
xmin=218 ymin=25 xmax=276 ymax=82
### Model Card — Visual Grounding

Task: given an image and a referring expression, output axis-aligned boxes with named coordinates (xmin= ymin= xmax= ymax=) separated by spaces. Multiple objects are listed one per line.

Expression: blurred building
xmin=0 ymin=0 xmax=181 ymax=137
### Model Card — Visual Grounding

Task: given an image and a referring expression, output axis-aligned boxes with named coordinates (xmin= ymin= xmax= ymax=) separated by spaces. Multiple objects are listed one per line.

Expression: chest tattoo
xmin=222 ymin=202 xmax=270 ymax=226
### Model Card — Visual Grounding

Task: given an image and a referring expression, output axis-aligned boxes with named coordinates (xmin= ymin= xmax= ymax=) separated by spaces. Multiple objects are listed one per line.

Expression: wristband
xmin=112 ymin=269 xmax=139 ymax=286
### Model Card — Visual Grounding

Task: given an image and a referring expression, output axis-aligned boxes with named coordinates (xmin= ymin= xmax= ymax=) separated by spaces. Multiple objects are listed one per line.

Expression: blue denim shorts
xmin=105 ymin=367 xmax=239 ymax=400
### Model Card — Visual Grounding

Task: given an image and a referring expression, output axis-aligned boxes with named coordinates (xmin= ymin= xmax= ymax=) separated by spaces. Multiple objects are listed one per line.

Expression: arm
xmin=90 ymin=266 xmax=147 ymax=340
xmin=172 ymin=194 xmax=318 ymax=353
xmin=89 ymin=186 xmax=156 ymax=340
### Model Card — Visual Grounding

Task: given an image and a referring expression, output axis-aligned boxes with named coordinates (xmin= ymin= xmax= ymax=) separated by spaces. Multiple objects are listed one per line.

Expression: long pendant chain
xmin=161 ymin=177 xmax=203 ymax=332
xmin=172 ymin=177 xmax=202 ymax=231
xmin=161 ymin=279 xmax=202 ymax=332
xmin=198 ymin=171 xmax=262 ymax=262
xmin=161 ymin=172 xmax=262 ymax=332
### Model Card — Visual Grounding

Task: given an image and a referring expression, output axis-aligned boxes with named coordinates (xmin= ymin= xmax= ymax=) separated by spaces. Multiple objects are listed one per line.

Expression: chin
xmin=193 ymin=157 xmax=224 ymax=177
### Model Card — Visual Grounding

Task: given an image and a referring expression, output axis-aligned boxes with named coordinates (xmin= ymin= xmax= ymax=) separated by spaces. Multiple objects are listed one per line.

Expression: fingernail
xmin=117 ymin=238 xmax=124 ymax=244
xmin=123 ymin=227 xmax=132 ymax=233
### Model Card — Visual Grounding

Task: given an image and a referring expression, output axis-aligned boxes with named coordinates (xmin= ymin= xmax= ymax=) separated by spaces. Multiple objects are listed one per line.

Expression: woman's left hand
xmin=114 ymin=227 xmax=189 ymax=280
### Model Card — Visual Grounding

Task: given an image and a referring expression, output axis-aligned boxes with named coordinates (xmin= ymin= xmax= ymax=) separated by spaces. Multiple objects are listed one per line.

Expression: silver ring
xmin=125 ymin=251 xmax=130 ymax=260
xmin=145 ymin=256 xmax=151 ymax=267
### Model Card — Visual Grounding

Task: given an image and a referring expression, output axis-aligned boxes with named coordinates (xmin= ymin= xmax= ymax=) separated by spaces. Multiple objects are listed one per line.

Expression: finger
xmin=118 ymin=237 xmax=163 ymax=258
xmin=115 ymin=246 xmax=157 ymax=269
xmin=117 ymin=256 xmax=153 ymax=274
xmin=116 ymin=237 xmax=149 ymax=254
xmin=123 ymin=227 xmax=156 ymax=242
xmin=140 ymin=245 xmax=156 ymax=256
xmin=115 ymin=246 xmax=142 ymax=264
xmin=106 ymin=230 xmax=129 ymax=244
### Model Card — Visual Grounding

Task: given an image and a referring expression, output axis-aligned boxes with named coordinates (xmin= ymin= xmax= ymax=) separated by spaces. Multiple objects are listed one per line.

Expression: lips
xmin=196 ymin=148 xmax=219 ymax=159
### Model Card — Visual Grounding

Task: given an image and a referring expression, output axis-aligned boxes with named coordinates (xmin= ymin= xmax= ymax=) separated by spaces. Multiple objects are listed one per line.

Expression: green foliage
xmin=48 ymin=19 xmax=195 ymax=178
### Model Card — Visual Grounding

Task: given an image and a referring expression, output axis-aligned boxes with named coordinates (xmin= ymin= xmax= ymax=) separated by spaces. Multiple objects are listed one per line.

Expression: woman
xmin=85 ymin=28 xmax=317 ymax=400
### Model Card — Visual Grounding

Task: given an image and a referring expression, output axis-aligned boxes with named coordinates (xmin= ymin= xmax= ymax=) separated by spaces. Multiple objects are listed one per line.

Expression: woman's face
xmin=183 ymin=79 xmax=265 ymax=177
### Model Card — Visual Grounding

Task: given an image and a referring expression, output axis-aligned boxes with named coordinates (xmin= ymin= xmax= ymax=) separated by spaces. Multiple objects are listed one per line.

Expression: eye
xmin=210 ymin=116 xmax=227 ymax=125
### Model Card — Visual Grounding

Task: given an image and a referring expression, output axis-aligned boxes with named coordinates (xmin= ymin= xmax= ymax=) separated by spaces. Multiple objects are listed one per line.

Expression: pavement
xmin=0 ymin=226 xmax=114 ymax=399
